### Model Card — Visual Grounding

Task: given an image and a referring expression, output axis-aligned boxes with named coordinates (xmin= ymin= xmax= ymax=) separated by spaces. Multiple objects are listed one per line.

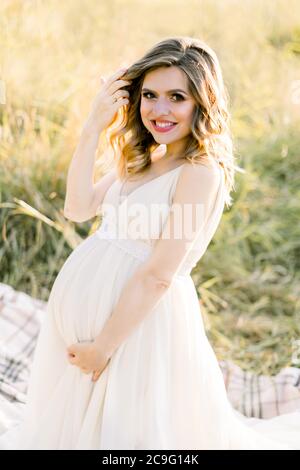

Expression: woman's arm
xmin=64 ymin=68 xmax=130 ymax=223
xmin=94 ymin=162 xmax=222 ymax=358
xmin=95 ymin=262 xmax=172 ymax=358
xmin=64 ymin=119 xmax=105 ymax=223
xmin=64 ymin=121 xmax=117 ymax=222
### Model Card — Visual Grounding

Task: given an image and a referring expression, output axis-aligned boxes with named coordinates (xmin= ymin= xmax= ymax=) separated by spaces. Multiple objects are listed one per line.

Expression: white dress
xmin=1 ymin=163 xmax=300 ymax=450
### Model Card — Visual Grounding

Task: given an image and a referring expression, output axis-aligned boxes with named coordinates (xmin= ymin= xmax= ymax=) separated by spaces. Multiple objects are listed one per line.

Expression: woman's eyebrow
xmin=142 ymin=87 xmax=188 ymax=95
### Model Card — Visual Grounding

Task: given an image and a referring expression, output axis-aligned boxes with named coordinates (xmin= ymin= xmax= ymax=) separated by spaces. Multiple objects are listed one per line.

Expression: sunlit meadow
xmin=1 ymin=0 xmax=300 ymax=374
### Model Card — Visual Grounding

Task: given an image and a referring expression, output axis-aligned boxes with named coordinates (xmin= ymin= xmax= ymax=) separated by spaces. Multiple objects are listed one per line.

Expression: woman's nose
xmin=152 ymin=99 xmax=171 ymax=114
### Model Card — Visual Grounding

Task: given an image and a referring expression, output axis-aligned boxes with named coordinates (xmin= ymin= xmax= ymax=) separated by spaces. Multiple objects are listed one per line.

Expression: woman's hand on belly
xmin=67 ymin=341 xmax=110 ymax=382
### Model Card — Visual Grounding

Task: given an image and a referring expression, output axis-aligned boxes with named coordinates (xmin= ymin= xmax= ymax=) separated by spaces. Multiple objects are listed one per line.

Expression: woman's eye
xmin=142 ymin=92 xmax=184 ymax=101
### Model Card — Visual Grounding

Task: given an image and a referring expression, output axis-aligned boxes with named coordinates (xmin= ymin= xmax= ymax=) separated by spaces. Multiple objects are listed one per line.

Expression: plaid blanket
xmin=1 ymin=282 xmax=300 ymax=420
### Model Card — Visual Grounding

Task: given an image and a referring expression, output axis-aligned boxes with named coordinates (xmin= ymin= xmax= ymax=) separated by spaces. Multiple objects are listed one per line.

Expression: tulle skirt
xmin=0 ymin=232 xmax=299 ymax=449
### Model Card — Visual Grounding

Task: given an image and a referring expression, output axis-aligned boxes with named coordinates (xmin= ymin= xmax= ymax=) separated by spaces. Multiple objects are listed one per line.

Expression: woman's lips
xmin=151 ymin=120 xmax=178 ymax=133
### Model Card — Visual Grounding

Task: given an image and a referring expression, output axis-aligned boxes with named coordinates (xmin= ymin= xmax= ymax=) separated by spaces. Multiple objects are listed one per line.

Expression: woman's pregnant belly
xmin=47 ymin=233 xmax=147 ymax=346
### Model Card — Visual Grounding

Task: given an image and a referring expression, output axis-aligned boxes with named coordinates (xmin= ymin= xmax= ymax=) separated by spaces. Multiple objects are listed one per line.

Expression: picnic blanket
xmin=1 ymin=282 xmax=300 ymax=432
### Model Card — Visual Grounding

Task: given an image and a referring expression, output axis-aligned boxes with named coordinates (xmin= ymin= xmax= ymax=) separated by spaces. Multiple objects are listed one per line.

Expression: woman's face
xmin=140 ymin=66 xmax=196 ymax=154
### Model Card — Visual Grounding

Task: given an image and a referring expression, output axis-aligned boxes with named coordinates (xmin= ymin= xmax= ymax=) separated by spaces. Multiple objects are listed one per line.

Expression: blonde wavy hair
xmin=105 ymin=36 xmax=241 ymax=208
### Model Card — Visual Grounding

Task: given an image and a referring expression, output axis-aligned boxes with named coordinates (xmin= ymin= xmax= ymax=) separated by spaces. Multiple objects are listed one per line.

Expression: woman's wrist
xmin=82 ymin=115 xmax=105 ymax=138
xmin=93 ymin=333 xmax=115 ymax=361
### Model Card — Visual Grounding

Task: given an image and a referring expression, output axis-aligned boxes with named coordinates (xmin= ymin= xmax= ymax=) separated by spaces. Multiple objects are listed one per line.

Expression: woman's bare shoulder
xmin=176 ymin=159 xmax=221 ymax=199
xmin=181 ymin=158 xmax=221 ymax=178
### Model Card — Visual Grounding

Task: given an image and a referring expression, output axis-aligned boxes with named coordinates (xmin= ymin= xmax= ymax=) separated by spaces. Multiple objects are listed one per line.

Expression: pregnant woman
xmin=1 ymin=36 xmax=300 ymax=450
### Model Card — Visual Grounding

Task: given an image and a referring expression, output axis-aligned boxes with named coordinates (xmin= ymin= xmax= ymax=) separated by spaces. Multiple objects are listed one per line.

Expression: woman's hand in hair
xmin=85 ymin=67 xmax=131 ymax=133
